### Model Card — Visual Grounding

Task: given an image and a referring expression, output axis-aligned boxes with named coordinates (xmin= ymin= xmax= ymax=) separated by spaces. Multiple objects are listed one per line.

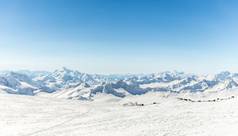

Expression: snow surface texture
xmin=0 ymin=68 xmax=238 ymax=100
xmin=1 ymin=92 xmax=238 ymax=136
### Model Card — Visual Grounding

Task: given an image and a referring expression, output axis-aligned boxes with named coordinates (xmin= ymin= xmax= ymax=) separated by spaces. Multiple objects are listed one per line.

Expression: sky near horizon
xmin=0 ymin=0 xmax=238 ymax=74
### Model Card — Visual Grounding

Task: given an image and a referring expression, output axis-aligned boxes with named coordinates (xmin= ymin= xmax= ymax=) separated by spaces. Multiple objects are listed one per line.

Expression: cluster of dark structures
xmin=177 ymin=96 xmax=235 ymax=103
xmin=123 ymin=102 xmax=158 ymax=107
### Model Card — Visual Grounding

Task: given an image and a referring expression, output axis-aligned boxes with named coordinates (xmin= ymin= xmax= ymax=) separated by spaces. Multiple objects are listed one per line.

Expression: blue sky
xmin=0 ymin=0 xmax=238 ymax=74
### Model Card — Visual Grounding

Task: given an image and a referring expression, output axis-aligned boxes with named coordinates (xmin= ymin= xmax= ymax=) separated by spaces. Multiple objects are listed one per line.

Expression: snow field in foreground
xmin=1 ymin=92 xmax=238 ymax=136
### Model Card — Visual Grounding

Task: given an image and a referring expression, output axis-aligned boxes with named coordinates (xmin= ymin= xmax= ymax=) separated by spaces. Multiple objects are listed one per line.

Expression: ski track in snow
xmin=22 ymin=109 xmax=92 ymax=136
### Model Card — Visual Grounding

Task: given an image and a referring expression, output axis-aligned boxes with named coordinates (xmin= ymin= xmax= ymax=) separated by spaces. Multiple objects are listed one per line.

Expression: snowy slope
xmin=1 ymin=90 xmax=238 ymax=136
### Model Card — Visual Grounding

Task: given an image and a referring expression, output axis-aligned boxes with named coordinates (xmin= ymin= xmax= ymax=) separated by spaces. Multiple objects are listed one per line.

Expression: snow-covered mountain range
xmin=0 ymin=67 xmax=238 ymax=100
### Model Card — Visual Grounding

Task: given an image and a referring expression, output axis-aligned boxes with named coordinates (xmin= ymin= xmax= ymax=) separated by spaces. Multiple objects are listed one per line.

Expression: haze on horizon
xmin=0 ymin=0 xmax=238 ymax=74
